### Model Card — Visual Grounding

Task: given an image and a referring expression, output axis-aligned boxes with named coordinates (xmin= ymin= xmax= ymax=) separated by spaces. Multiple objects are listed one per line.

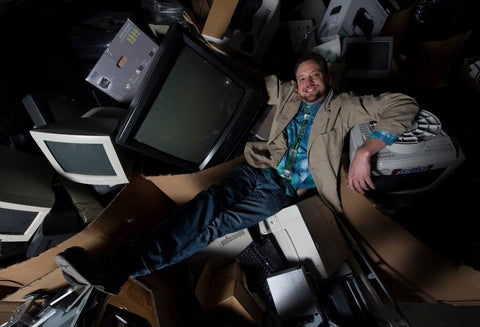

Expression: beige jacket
xmin=244 ymin=75 xmax=419 ymax=213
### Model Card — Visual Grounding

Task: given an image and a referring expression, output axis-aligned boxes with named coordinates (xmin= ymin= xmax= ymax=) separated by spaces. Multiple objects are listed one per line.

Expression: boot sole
xmin=55 ymin=254 xmax=91 ymax=286
xmin=55 ymin=254 xmax=121 ymax=295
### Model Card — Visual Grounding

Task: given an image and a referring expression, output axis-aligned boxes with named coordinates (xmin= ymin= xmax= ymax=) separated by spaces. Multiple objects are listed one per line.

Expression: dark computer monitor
xmin=342 ymin=36 xmax=393 ymax=79
xmin=22 ymin=89 xmax=118 ymax=128
xmin=115 ymin=23 xmax=266 ymax=172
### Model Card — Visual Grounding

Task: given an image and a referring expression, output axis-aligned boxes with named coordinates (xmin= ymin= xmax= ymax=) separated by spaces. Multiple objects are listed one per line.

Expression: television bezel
xmin=0 ymin=201 xmax=51 ymax=242
xmin=30 ymin=130 xmax=129 ymax=186
xmin=342 ymin=36 xmax=393 ymax=79
xmin=115 ymin=23 xmax=266 ymax=172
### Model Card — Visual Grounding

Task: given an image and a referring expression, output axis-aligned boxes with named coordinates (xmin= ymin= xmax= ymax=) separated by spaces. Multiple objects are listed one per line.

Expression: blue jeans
xmin=131 ymin=163 xmax=293 ymax=276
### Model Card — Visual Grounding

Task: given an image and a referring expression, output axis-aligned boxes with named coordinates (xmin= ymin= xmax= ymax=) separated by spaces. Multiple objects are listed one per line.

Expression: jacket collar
xmin=269 ymin=88 xmax=334 ymax=143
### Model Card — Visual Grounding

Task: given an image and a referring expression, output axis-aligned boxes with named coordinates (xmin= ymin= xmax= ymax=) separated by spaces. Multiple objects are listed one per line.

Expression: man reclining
xmin=55 ymin=53 xmax=419 ymax=295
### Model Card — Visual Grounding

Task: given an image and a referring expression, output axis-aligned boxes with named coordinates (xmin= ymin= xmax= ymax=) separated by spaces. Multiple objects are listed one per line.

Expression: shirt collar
xmin=301 ymin=99 xmax=324 ymax=115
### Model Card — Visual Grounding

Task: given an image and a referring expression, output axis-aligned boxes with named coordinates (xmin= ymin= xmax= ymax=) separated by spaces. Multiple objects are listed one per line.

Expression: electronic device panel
xmin=116 ymin=23 xmax=266 ymax=172
xmin=341 ymin=36 xmax=393 ymax=79
xmin=30 ymin=107 xmax=131 ymax=187
xmin=0 ymin=146 xmax=55 ymax=242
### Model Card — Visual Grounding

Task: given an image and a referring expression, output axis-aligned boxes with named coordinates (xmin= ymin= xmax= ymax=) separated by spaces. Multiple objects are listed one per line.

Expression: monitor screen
xmin=116 ymin=23 xmax=266 ymax=172
xmin=45 ymin=141 xmax=116 ymax=176
xmin=0 ymin=203 xmax=51 ymax=242
xmin=342 ymin=36 xmax=393 ymax=78
xmin=0 ymin=207 xmax=37 ymax=234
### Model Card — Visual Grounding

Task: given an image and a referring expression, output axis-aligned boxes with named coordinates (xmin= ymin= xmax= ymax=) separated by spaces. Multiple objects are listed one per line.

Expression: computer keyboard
xmin=236 ymin=238 xmax=288 ymax=313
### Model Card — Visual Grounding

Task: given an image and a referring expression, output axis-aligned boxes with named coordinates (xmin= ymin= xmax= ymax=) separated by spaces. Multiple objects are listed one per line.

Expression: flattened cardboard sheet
xmin=340 ymin=167 xmax=480 ymax=306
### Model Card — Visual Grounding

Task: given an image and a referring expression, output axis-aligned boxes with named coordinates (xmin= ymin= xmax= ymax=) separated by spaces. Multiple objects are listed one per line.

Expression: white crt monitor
xmin=30 ymin=107 xmax=129 ymax=187
xmin=0 ymin=146 xmax=55 ymax=242
xmin=341 ymin=36 xmax=393 ymax=79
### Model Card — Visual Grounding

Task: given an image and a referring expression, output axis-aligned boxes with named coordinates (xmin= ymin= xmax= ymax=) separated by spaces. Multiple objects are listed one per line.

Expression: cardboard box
xmin=85 ymin=18 xmax=159 ymax=103
xmin=185 ymin=227 xmax=253 ymax=279
xmin=201 ymin=0 xmax=280 ymax=63
xmin=109 ymin=267 xmax=195 ymax=327
xmin=195 ymin=260 xmax=263 ymax=326
xmin=339 ymin=167 xmax=480 ymax=306
xmin=317 ymin=0 xmax=388 ymax=43
xmin=0 ymin=157 xmax=242 ymax=324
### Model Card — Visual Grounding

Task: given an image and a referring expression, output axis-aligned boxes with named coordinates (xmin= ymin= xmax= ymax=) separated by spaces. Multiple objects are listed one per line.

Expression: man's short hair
xmin=294 ymin=53 xmax=329 ymax=76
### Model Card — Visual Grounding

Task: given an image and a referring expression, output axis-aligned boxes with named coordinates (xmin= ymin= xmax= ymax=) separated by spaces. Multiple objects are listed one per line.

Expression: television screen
xmin=134 ymin=45 xmax=245 ymax=164
xmin=116 ymin=23 xmax=266 ymax=172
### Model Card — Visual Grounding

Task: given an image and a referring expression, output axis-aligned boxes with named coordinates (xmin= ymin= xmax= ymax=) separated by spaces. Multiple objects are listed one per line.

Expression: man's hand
xmin=348 ymin=138 xmax=387 ymax=194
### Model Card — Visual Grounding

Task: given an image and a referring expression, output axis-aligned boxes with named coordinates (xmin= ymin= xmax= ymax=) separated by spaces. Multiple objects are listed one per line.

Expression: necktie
xmin=280 ymin=105 xmax=311 ymax=181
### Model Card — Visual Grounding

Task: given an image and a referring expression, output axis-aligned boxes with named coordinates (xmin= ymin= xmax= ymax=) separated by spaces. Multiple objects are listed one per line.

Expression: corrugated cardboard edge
xmin=2 ymin=269 xmax=66 ymax=302
xmin=297 ymin=195 xmax=350 ymax=278
xmin=339 ymin=167 xmax=480 ymax=306
xmin=202 ymin=0 xmax=239 ymax=39
xmin=0 ymin=174 xmax=176 ymax=296
xmin=145 ymin=155 xmax=244 ymax=205
xmin=108 ymin=278 xmax=159 ymax=327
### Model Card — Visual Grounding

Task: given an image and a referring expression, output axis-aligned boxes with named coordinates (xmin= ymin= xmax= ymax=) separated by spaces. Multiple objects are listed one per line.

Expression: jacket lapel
xmin=269 ymin=97 xmax=301 ymax=142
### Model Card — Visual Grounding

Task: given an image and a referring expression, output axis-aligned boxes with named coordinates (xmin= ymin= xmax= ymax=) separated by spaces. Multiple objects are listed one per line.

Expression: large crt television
xmin=0 ymin=146 xmax=55 ymax=242
xmin=116 ymin=23 xmax=266 ymax=172
xmin=30 ymin=107 xmax=131 ymax=187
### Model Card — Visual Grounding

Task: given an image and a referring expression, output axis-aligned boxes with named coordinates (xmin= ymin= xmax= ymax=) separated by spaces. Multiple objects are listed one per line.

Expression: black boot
xmin=55 ymin=245 xmax=137 ymax=295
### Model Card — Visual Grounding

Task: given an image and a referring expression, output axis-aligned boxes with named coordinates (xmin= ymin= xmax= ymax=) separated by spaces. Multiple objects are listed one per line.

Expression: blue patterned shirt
xmin=274 ymin=101 xmax=323 ymax=195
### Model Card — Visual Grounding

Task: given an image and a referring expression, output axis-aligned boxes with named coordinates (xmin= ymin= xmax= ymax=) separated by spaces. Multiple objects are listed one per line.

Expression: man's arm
xmin=348 ymin=138 xmax=387 ymax=194
xmin=346 ymin=93 xmax=419 ymax=194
